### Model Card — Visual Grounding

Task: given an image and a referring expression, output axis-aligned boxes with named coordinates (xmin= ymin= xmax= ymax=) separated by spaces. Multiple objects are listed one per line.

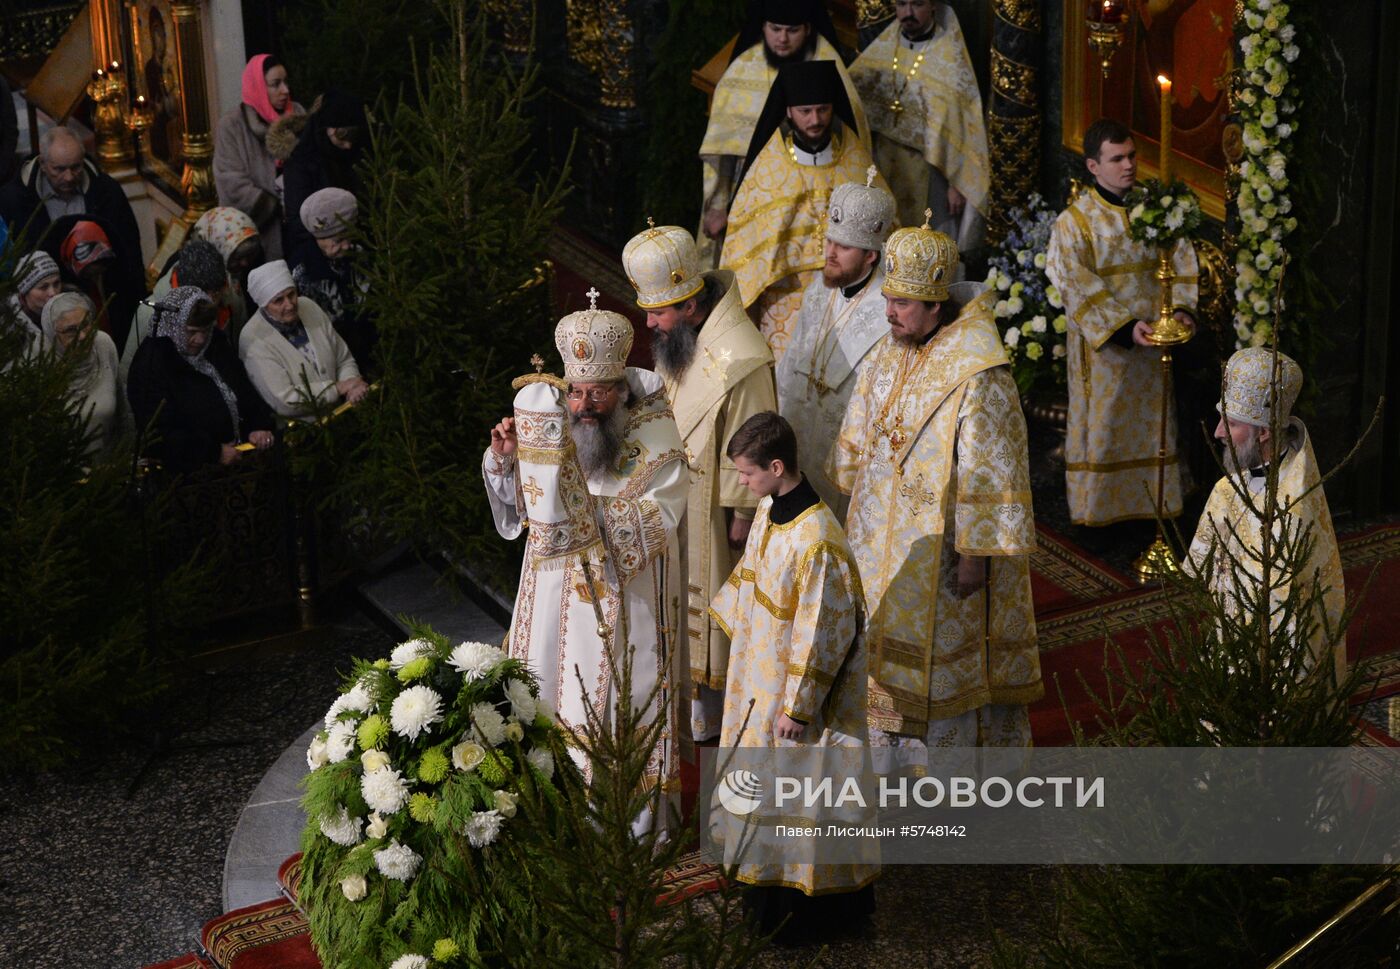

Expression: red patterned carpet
xmin=1030 ymin=523 xmax=1400 ymax=746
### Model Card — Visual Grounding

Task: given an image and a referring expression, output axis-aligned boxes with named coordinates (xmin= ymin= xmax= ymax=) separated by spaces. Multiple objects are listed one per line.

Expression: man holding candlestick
xmin=1045 ymin=117 xmax=1199 ymax=528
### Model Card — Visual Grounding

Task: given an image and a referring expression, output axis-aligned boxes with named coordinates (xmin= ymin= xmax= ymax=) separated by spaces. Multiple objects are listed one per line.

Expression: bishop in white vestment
xmin=483 ymin=300 xmax=690 ymax=809
xmin=777 ymin=168 xmax=897 ymax=519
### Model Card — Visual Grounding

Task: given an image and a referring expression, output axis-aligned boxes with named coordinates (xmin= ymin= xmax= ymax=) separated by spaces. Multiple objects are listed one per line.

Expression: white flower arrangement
xmin=300 ymin=631 xmax=569 ymax=968
xmin=1233 ymin=0 xmax=1300 ymax=347
xmin=985 ymin=194 xmax=1068 ymax=397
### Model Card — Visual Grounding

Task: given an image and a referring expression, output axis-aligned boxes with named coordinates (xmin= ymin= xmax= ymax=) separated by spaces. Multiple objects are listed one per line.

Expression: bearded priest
xmin=483 ymin=294 xmax=690 ymax=828
xmin=720 ymin=59 xmax=886 ymax=364
xmin=1185 ymin=348 xmax=1345 ymax=684
xmin=829 ymin=217 xmax=1041 ymax=767
xmin=776 ymin=166 xmax=897 ymax=520
xmin=622 ymin=223 xmax=776 ymax=742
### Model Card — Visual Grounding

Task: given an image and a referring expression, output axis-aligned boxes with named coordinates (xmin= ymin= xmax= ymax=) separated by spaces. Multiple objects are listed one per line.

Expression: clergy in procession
xmin=721 ymin=59 xmax=886 ymax=363
xmin=622 ymin=222 xmax=776 ymax=742
xmin=697 ymin=0 xmax=869 ymax=266
xmin=709 ymin=411 xmax=877 ymax=944
xmin=1044 ymin=118 xmax=1199 ymax=528
xmin=849 ymin=0 xmax=990 ymax=251
xmin=775 ymin=166 xmax=896 ymax=520
xmin=1186 ymin=348 xmax=1346 ymax=683
xmin=830 ymin=217 xmax=1041 ymax=761
xmin=482 ymin=294 xmax=690 ymax=825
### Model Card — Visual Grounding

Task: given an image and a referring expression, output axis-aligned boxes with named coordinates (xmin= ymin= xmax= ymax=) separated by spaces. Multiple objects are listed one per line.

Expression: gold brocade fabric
xmin=849 ymin=12 xmax=990 ymax=218
xmin=664 ymin=271 xmax=777 ymax=691
xmin=1044 ymin=188 xmax=1199 ymax=526
xmin=698 ymin=36 xmax=872 ymax=218
xmin=1185 ymin=421 xmax=1346 ymax=685
xmin=720 ymin=128 xmax=884 ymax=361
xmin=829 ymin=292 xmax=1041 ymax=735
xmin=709 ymin=495 xmax=877 ymax=894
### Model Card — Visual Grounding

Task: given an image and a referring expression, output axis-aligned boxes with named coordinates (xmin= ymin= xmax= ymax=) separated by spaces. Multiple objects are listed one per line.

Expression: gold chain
xmin=889 ymin=42 xmax=927 ymax=118
xmin=807 ymin=284 xmax=869 ymax=396
xmin=872 ymin=341 xmax=934 ymax=462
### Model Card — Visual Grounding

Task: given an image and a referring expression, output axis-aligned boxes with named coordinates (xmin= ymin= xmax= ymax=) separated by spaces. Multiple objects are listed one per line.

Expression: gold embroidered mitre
xmin=881 ymin=214 xmax=958 ymax=302
xmin=1218 ymin=346 xmax=1303 ymax=428
xmin=622 ymin=221 xmax=706 ymax=309
xmin=826 ymin=165 xmax=897 ymax=253
xmin=555 ymin=292 xmax=634 ymax=382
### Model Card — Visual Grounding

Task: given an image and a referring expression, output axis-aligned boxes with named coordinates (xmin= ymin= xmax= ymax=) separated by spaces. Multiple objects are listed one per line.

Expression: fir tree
xmin=306 ymin=0 xmax=568 ymax=591
xmin=994 ymin=345 xmax=1397 ymax=967
xmin=0 ymin=274 xmax=201 ymax=769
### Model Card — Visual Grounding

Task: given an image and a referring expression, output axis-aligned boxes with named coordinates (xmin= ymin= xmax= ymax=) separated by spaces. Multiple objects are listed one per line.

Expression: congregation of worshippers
xmin=2 ymin=0 xmax=1342 ymax=946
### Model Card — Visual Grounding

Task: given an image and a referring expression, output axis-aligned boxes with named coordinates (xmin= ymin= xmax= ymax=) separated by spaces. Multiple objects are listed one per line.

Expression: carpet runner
xmin=1031 ymin=523 xmax=1400 ymax=745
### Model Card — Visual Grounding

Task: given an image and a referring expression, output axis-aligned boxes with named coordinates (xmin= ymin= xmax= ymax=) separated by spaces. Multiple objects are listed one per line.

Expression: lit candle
xmin=111 ymin=60 xmax=120 ymax=72
xmin=1158 ymin=74 xmax=1172 ymax=183
xmin=1099 ymin=0 xmax=1122 ymax=21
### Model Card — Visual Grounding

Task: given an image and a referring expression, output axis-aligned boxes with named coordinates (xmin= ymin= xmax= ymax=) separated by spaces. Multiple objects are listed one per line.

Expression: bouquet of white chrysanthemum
xmin=1125 ymin=177 xmax=1204 ymax=247
xmin=299 ymin=627 xmax=573 ymax=969
xmin=985 ymin=193 xmax=1069 ymax=398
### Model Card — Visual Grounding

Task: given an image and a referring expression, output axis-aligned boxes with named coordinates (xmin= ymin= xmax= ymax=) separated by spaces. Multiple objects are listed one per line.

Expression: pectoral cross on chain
xmin=522 ymin=476 xmax=544 ymax=506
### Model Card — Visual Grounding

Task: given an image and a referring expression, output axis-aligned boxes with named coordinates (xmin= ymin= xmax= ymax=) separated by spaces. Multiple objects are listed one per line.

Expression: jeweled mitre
xmin=881 ymin=220 xmax=959 ymax=303
xmin=622 ymin=222 xmax=706 ymax=309
xmin=1219 ymin=346 xmax=1303 ymax=428
xmin=555 ymin=306 xmax=634 ymax=382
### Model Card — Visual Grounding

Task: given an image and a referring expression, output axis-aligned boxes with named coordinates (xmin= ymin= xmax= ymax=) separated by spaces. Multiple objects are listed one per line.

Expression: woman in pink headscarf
xmin=213 ymin=54 xmax=306 ymax=261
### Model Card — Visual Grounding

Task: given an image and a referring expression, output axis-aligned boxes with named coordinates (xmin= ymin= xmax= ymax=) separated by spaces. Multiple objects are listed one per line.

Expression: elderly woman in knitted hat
xmin=6 ymin=250 xmax=62 ymax=335
xmin=239 ymin=258 xmax=367 ymax=420
xmin=127 ymin=286 xmax=276 ymax=473
xmin=291 ymin=187 xmax=374 ymax=371
xmin=282 ymin=88 xmax=367 ymax=270
xmin=41 ymin=291 xmax=125 ymax=457
xmin=213 ymin=55 xmax=307 ymax=261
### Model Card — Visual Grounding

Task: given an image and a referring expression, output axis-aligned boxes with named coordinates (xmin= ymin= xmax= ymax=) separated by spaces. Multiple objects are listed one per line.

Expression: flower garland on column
xmin=1231 ymin=0 xmax=1300 ymax=347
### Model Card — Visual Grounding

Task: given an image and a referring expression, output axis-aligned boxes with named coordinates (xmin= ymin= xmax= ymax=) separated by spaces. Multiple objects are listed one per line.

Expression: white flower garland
xmin=1233 ymin=0 xmax=1300 ymax=347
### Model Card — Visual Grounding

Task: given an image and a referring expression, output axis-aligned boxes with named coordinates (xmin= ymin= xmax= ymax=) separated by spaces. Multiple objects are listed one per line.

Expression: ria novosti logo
xmin=717 ymin=769 xmax=765 ymax=816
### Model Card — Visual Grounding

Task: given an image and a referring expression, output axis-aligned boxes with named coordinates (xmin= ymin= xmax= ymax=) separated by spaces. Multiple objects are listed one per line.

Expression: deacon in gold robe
xmin=483 ymin=296 xmax=690 ymax=828
xmin=1044 ymin=119 xmax=1198 ymax=527
xmin=830 ymin=218 xmax=1041 ymax=764
xmin=849 ymin=0 xmax=989 ymax=251
xmin=1186 ymin=348 xmax=1346 ymax=684
xmin=698 ymin=0 xmax=869 ymax=267
xmin=622 ymin=223 xmax=776 ymax=741
xmin=720 ymin=59 xmax=887 ymax=364
xmin=710 ymin=412 xmax=877 ymax=940
xmin=776 ymin=167 xmax=897 ymax=520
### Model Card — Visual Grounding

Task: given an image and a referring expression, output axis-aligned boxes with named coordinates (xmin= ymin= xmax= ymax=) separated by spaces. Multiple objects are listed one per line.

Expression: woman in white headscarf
xmin=40 ymin=291 xmax=124 ymax=457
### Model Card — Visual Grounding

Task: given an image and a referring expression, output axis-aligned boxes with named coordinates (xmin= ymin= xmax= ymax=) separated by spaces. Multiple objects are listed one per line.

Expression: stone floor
xmin=0 ymin=605 xmax=397 ymax=968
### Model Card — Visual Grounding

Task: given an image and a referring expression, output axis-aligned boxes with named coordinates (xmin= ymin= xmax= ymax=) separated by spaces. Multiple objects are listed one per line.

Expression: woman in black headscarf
xmin=281 ymin=88 xmax=368 ymax=271
xmin=126 ymin=286 xmax=276 ymax=474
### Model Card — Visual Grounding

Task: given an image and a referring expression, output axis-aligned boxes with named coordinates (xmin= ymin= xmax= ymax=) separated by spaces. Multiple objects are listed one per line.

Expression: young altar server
xmin=709 ymin=411 xmax=877 ymax=945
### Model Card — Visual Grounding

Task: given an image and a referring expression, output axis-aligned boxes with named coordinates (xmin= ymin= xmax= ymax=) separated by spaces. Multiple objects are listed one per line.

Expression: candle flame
xmin=1157 ymin=74 xmax=1171 ymax=88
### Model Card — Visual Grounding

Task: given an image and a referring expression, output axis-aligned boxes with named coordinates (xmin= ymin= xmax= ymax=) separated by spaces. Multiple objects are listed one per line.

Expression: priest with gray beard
xmin=622 ymin=223 xmax=775 ymax=742
xmin=483 ymin=297 xmax=690 ymax=829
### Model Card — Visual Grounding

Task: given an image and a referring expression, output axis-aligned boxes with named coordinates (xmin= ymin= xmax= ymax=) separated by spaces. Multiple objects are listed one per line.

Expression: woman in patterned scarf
xmin=126 ymin=286 xmax=276 ymax=474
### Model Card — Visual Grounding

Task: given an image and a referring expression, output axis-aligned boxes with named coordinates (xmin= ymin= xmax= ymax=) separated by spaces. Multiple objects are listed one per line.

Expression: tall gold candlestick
xmin=1158 ymin=73 xmax=1173 ymax=183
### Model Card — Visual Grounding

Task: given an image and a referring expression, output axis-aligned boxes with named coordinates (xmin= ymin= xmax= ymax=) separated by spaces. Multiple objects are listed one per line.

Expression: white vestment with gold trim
xmin=776 ymin=267 xmax=889 ymax=521
xmin=1044 ymin=188 xmax=1198 ymax=526
xmin=709 ymin=492 xmax=878 ymax=894
xmin=849 ymin=9 xmax=988 ymax=250
xmin=1185 ymin=420 xmax=1346 ymax=684
xmin=483 ymin=368 xmax=690 ymax=797
xmin=829 ymin=287 xmax=1041 ymax=746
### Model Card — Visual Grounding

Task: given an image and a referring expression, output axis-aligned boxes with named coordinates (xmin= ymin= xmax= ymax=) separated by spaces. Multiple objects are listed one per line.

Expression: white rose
xmin=340 ymin=874 xmax=367 ymax=901
xmin=452 ymin=740 xmax=486 ymax=771
xmin=366 ymin=811 xmax=389 ymax=840
xmin=1006 ymin=296 xmax=1023 ymax=315
xmin=306 ymin=735 xmax=330 ymax=770
xmin=1046 ymin=285 xmax=1063 ymax=309
xmin=494 ymin=790 xmax=519 ymax=818
xmin=994 ymin=299 xmax=1011 ymax=318
xmin=504 ymin=721 xmax=525 ymax=743
xmin=1129 ymin=202 xmax=1146 ymax=221
xmin=1052 ymin=344 xmax=1066 ymax=360
xmin=1159 ymin=195 xmax=1174 ymax=208
xmin=1030 ymin=315 xmax=1047 ymax=334
xmin=361 ymin=749 xmax=392 ymax=773
xmin=1033 ymin=252 xmax=1047 ymax=269
xmin=1003 ymin=327 xmax=1020 ymax=348
xmin=996 ymin=272 xmax=1012 ymax=291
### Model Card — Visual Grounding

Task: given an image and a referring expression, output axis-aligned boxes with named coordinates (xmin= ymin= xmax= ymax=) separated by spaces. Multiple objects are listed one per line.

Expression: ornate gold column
xmin=169 ymin=0 xmax=216 ymax=223
xmin=987 ymin=0 xmax=1042 ymax=245
xmin=88 ymin=0 xmax=134 ymax=168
